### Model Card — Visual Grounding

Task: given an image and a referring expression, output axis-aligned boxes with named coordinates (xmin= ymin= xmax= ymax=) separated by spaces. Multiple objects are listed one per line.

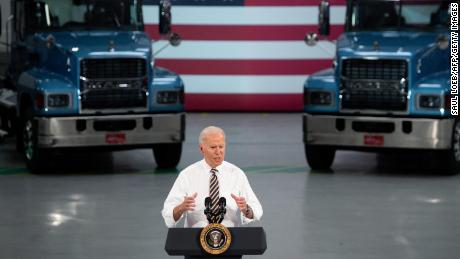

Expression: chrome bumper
xmin=303 ymin=114 xmax=454 ymax=150
xmin=37 ymin=113 xmax=185 ymax=148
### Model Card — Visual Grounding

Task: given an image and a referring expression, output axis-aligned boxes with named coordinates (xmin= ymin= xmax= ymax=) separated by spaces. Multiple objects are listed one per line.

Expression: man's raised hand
xmin=182 ymin=192 xmax=198 ymax=212
xmin=231 ymin=193 xmax=247 ymax=211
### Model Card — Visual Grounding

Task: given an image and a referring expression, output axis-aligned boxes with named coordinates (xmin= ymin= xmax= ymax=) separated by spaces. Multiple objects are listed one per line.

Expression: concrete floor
xmin=0 ymin=113 xmax=459 ymax=259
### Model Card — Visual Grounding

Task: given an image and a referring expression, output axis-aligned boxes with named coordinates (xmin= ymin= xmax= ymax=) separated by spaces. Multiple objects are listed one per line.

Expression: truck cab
xmin=0 ymin=0 xmax=185 ymax=172
xmin=303 ymin=0 xmax=458 ymax=173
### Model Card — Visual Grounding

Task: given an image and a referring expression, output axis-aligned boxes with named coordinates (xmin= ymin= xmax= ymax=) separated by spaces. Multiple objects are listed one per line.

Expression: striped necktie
xmin=209 ymin=168 xmax=219 ymax=222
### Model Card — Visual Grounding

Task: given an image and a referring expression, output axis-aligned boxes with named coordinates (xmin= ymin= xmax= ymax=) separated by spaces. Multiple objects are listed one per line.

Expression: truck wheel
xmin=449 ymin=120 xmax=460 ymax=174
xmin=305 ymin=145 xmax=336 ymax=171
xmin=153 ymin=143 xmax=182 ymax=168
xmin=22 ymin=108 xmax=48 ymax=173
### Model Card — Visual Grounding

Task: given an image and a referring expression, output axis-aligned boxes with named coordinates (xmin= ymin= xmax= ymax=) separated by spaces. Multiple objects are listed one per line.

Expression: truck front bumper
xmin=37 ymin=113 xmax=185 ymax=148
xmin=303 ymin=114 xmax=454 ymax=150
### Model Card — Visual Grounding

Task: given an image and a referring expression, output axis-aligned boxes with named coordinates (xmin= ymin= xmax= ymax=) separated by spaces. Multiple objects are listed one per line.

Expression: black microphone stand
xmin=217 ymin=197 xmax=226 ymax=224
xmin=204 ymin=197 xmax=213 ymax=223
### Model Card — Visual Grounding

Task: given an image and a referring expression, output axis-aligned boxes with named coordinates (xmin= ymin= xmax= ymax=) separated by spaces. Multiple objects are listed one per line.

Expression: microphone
xmin=205 ymin=197 xmax=211 ymax=209
xmin=219 ymin=197 xmax=226 ymax=208
xmin=217 ymin=197 xmax=226 ymax=223
xmin=204 ymin=197 xmax=212 ymax=223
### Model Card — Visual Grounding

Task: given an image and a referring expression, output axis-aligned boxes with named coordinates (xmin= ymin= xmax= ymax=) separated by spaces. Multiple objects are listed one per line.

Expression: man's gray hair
xmin=199 ymin=126 xmax=226 ymax=144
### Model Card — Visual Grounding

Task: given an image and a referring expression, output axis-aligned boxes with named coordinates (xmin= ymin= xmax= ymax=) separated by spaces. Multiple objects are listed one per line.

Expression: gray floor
xmin=0 ymin=113 xmax=459 ymax=259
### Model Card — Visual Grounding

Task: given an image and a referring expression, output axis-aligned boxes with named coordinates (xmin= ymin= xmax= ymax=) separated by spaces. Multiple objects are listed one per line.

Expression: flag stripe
xmin=144 ymin=0 xmax=244 ymax=6
xmin=244 ymin=0 xmax=346 ymax=5
xmin=143 ymin=6 xmax=346 ymax=25
xmin=154 ymin=40 xmax=335 ymax=59
xmin=144 ymin=0 xmax=346 ymax=5
xmin=185 ymin=93 xmax=302 ymax=111
xmin=181 ymin=75 xmax=307 ymax=94
xmin=156 ymin=59 xmax=332 ymax=75
xmin=146 ymin=24 xmax=344 ymax=41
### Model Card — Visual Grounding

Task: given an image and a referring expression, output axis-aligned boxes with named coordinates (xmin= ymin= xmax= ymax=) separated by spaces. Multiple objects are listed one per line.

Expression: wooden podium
xmin=165 ymin=227 xmax=267 ymax=258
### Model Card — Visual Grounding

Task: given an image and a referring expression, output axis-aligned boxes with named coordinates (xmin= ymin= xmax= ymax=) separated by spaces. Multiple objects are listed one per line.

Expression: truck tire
xmin=449 ymin=120 xmax=460 ymax=174
xmin=153 ymin=143 xmax=182 ymax=168
xmin=305 ymin=145 xmax=336 ymax=171
xmin=22 ymin=108 xmax=48 ymax=173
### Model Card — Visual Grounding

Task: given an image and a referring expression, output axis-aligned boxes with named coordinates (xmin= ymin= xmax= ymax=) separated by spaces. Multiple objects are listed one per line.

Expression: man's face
xmin=200 ymin=133 xmax=225 ymax=168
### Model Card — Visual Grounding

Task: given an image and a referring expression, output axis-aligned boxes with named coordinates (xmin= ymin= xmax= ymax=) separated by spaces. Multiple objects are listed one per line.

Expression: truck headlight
xmin=305 ymin=90 xmax=332 ymax=105
xmin=419 ymin=95 xmax=441 ymax=109
xmin=47 ymin=94 xmax=70 ymax=108
xmin=157 ymin=91 xmax=178 ymax=104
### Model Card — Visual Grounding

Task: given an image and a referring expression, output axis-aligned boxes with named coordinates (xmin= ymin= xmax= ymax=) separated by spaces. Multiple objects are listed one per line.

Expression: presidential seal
xmin=199 ymin=223 xmax=232 ymax=255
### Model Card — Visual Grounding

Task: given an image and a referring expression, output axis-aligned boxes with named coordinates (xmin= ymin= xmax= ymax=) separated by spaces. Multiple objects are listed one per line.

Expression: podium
xmin=165 ymin=227 xmax=267 ymax=259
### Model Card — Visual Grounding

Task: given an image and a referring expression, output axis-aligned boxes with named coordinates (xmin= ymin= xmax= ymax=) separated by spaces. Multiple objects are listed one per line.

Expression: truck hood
xmin=35 ymin=31 xmax=152 ymax=57
xmin=337 ymin=31 xmax=450 ymax=83
xmin=338 ymin=31 xmax=443 ymax=55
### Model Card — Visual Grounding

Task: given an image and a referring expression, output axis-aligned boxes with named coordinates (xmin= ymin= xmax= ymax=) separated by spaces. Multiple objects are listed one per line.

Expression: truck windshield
xmin=32 ymin=0 xmax=143 ymax=31
xmin=346 ymin=0 xmax=451 ymax=32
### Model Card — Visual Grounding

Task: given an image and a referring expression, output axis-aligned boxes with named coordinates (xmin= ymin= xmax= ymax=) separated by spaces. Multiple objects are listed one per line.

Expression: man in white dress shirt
xmin=162 ymin=126 xmax=263 ymax=228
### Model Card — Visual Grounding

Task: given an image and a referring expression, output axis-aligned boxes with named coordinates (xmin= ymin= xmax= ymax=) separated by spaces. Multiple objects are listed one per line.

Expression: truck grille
xmin=81 ymin=58 xmax=146 ymax=79
xmin=341 ymin=59 xmax=408 ymax=111
xmin=80 ymin=88 xmax=147 ymax=110
xmin=80 ymin=58 xmax=148 ymax=111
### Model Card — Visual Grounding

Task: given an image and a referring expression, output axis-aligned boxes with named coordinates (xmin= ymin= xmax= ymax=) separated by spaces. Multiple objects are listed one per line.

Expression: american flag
xmin=144 ymin=0 xmax=346 ymax=111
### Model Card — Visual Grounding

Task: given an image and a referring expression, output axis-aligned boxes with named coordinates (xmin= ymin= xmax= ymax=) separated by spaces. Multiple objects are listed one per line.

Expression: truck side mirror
xmin=159 ymin=0 xmax=171 ymax=35
xmin=169 ymin=32 xmax=181 ymax=47
xmin=34 ymin=1 xmax=52 ymax=28
xmin=318 ymin=0 xmax=330 ymax=36
xmin=304 ymin=32 xmax=319 ymax=46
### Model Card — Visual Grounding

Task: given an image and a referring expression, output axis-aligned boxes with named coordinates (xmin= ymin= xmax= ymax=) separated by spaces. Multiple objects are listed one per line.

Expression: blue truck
xmin=303 ymin=0 xmax=458 ymax=173
xmin=0 ymin=0 xmax=185 ymax=172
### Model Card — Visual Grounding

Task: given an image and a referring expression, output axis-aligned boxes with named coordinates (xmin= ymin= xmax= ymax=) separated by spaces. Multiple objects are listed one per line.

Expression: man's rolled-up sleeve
xmin=239 ymin=173 xmax=263 ymax=224
xmin=162 ymin=174 xmax=188 ymax=228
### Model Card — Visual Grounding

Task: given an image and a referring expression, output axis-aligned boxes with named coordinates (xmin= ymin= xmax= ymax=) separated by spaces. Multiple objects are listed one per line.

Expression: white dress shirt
xmin=162 ymin=160 xmax=263 ymax=228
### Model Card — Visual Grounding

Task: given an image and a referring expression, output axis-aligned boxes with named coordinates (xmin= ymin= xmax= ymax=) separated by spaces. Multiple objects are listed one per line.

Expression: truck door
xmin=0 ymin=1 xmax=12 ymax=81
xmin=8 ymin=0 xmax=30 ymax=86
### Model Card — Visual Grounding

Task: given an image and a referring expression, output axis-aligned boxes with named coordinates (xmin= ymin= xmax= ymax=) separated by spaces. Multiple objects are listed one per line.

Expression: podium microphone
xmin=218 ymin=197 xmax=226 ymax=223
xmin=204 ymin=197 xmax=212 ymax=223
xmin=219 ymin=197 xmax=226 ymax=209
xmin=205 ymin=197 xmax=211 ymax=209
